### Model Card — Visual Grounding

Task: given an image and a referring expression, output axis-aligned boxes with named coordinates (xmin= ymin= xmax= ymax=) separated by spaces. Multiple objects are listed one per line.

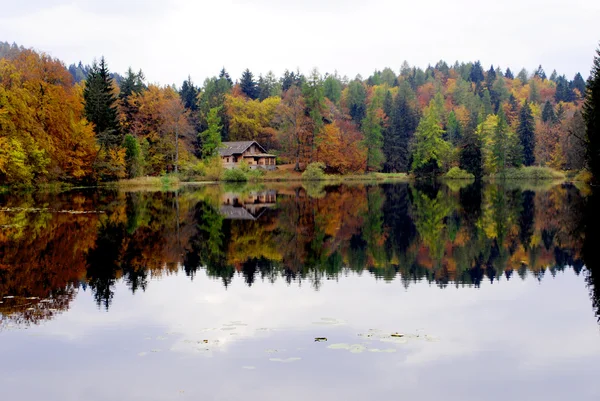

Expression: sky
xmin=1 ymin=0 xmax=599 ymax=86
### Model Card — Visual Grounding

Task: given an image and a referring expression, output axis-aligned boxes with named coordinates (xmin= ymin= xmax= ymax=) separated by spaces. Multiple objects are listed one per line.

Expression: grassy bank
xmin=487 ymin=166 xmax=566 ymax=181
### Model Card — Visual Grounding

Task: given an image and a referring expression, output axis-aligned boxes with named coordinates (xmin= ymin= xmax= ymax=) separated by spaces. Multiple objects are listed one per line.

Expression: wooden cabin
xmin=219 ymin=141 xmax=276 ymax=170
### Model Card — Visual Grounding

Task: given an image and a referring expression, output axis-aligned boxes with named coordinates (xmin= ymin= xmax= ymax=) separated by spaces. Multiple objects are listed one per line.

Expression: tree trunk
xmin=175 ymin=123 xmax=179 ymax=173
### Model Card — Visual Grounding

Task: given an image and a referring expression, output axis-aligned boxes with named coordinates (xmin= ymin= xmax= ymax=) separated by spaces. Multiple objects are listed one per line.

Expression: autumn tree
xmin=517 ymin=100 xmax=536 ymax=166
xmin=0 ymin=50 xmax=96 ymax=184
xmin=275 ymin=86 xmax=310 ymax=171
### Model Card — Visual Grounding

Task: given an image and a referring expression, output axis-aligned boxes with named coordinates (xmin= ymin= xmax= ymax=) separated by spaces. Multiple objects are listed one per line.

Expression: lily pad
xmin=327 ymin=343 xmax=351 ymax=350
xmin=269 ymin=357 xmax=301 ymax=363
xmin=314 ymin=337 xmax=327 ymax=342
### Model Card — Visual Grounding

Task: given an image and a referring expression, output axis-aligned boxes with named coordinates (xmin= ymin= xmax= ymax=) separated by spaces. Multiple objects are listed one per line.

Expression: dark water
xmin=1 ymin=182 xmax=599 ymax=401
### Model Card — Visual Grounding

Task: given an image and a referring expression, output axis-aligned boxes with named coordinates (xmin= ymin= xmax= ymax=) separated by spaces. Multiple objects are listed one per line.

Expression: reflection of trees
xmin=0 ymin=181 xmax=594 ymax=317
xmin=583 ymin=189 xmax=600 ymax=322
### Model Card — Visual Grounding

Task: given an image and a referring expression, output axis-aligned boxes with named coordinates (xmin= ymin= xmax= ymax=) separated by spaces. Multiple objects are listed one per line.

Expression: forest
xmin=0 ymin=40 xmax=594 ymax=185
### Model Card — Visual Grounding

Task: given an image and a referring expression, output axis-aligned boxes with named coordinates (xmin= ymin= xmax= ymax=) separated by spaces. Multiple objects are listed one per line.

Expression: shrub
xmin=178 ymin=161 xmax=206 ymax=181
xmin=573 ymin=170 xmax=593 ymax=183
xmin=301 ymin=162 xmax=326 ymax=181
xmin=445 ymin=167 xmax=475 ymax=180
xmin=203 ymin=157 xmax=224 ymax=181
xmin=247 ymin=168 xmax=265 ymax=181
xmin=223 ymin=168 xmax=248 ymax=182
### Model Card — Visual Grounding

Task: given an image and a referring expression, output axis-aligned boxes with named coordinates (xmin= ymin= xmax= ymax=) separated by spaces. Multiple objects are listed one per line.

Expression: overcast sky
xmin=1 ymin=0 xmax=599 ymax=86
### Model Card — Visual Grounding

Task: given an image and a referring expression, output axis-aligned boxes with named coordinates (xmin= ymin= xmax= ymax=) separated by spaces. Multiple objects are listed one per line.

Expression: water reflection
xmin=0 ymin=181 xmax=595 ymax=326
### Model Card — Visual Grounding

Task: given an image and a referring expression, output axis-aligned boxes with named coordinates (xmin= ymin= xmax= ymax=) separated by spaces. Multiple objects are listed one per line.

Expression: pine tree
xmin=83 ymin=57 xmax=120 ymax=148
xmin=470 ymin=61 xmax=485 ymax=84
xmin=383 ymin=84 xmax=418 ymax=172
xmin=219 ymin=67 xmax=233 ymax=86
xmin=505 ymin=68 xmax=514 ymax=80
xmin=550 ymin=69 xmax=558 ymax=82
xmin=583 ymin=45 xmax=600 ymax=180
xmin=555 ymin=75 xmax=574 ymax=103
xmin=485 ymin=65 xmax=496 ymax=89
xmin=459 ymin=120 xmax=483 ymax=179
xmin=446 ymin=110 xmax=462 ymax=145
xmin=180 ymin=76 xmax=199 ymax=111
xmin=347 ymin=79 xmax=367 ymax=126
xmin=120 ymin=67 xmax=145 ymax=101
xmin=541 ymin=101 xmax=556 ymax=124
xmin=517 ymin=100 xmax=536 ymax=166
xmin=572 ymin=72 xmax=587 ymax=98
xmin=240 ymin=69 xmax=259 ymax=99
xmin=534 ymin=65 xmax=546 ymax=80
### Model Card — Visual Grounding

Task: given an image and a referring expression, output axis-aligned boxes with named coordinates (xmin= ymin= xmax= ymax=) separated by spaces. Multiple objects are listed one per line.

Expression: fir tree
xmin=347 ymin=79 xmax=367 ymax=126
xmin=446 ymin=110 xmax=462 ymax=145
xmin=583 ymin=45 xmax=600 ymax=180
xmin=459 ymin=122 xmax=483 ymax=179
xmin=555 ymin=75 xmax=574 ymax=103
xmin=219 ymin=67 xmax=233 ymax=86
xmin=572 ymin=72 xmax=587 ymax=98
xmin=534 ymin=65 xmax=546 ymax=80
xmin=485 ymin=65 xmax=497 ymax=89
xmin=240 ymin=69 xmax=259 ymax=100
xmin=517 ymin=100 xmax=536 ymax=166
xmin=180 ymin=76 xmax=199 ymax=111
xmin=541 ymin=101 xmax=556 ymax=124
xmin=550 ymin=69 xmax=558 ymax=82
xmin=83 ymin=57 xmax=120 ymax=147
xmin=120 ymin=67 xmax=145 ymax=101
xmin=383 ymin=84 xmax=418 ymax=172
xmin=504 ymin=68 xmax=514 ymax=80
xmin=470 ymin=61 xmax=485 ymax=84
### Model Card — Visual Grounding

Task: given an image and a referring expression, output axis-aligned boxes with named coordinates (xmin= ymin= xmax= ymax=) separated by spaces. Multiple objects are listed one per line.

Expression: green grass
xmin=488 ymin=166 xmax=565 ymax=181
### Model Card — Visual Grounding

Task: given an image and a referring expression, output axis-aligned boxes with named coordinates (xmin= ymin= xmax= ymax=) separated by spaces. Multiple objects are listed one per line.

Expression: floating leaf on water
xmin=202 ymin=340 xmax=209 ymax=343
xmin=349 ymin=344 xmax=367 ymax=354
xmin=265 ymin=349 xmax=279 ymax=354
xmin=4 ymin=296 xmax=14 ymax=299
xmin=138 ymin=352 xmax=148 ymax=357
xmin=26 ymin=308 xmax=35 ymax=311
xmin=369 ymin=348 xmax=397 ymax=353
xmin=390 ymin=333 xmax=404 ymax=338
xmin=26 ymin=297 xmax=39 ymax=300
xmin=150 ymin=349 xmax=161 ymax=353
xmin=242 ymin=366 xmax=256 ymax=370
xmin=269 ymin=357 xmax=301 ymax=363
xmin=314 ymin=337 xmax=327 ymax=342
xmin=327 ymin=343 xmax=351 ymax=350
xmin=380 ymin=337 xmax=408 ymax=344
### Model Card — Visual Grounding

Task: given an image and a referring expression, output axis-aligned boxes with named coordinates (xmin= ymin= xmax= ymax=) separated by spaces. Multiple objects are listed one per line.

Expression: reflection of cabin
xmin=220 ymin=190 xmax=277 ymax=220
xmin=219 ymin=141 xmax=276 ymax=170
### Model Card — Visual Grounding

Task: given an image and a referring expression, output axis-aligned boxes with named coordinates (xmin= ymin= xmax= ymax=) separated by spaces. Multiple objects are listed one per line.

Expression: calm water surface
xmin=1 ymin=182 xmax=599 ymax=401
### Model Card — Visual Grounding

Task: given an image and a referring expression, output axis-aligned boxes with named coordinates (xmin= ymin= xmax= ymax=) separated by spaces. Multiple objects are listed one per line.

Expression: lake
xmin=1 ymin=181 xmax=599 ymax=401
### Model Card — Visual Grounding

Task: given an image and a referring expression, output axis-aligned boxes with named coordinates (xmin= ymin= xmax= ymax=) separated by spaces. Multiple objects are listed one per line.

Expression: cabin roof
xmin=218 ymin=141 xmax=267 ymax=157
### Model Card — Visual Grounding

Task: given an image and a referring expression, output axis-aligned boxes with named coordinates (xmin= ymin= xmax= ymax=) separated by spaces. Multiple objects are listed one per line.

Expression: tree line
xmin=1 ymin=40 xmax=599 ymax=185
